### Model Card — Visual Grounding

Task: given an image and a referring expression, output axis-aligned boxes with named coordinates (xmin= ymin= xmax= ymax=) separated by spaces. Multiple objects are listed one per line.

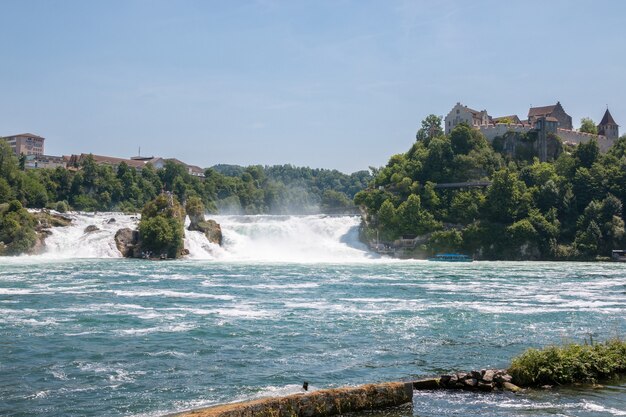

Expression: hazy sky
xmin=1 ymin=0 xmax=625 ymax=173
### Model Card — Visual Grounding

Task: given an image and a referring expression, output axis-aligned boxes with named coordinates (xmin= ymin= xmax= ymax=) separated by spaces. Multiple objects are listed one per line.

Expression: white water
xmin=40 ymin=212 xmax=140 ymax=259
xmin=35 ymin=212 xmax=375 ymax=262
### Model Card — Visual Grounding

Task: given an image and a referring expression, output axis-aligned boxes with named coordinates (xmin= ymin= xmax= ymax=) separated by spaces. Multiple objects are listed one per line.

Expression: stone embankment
xmin=413 ymin=368 xmax=521 ymax=392
xmin=170 ymin=382 xmax=413 ymax=417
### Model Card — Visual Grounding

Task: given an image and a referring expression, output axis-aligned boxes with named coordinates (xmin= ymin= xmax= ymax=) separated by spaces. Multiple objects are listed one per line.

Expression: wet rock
xmin=470 ymin=370 xmax=482 ymax=380
xmin=494 ymin=373 xmax=512 ymax=384
xmin=84 ymin=225 xmax=99 ymax=233
xmin=477 ymin=382 xmax=493 ymax=392
xmin=502 ymin=382 xmax=522 ymax=393
xmin=439 ymin=375 xmax=451 ymax=386
xmin=115 ymin=228 xmax=141 ymax=258
xmin=464 ymin=378 xmax=478 ymax=388
xmin=107 ymin=218 xmax=116 ymax=224
xmin=482 ymin=369 xmax=495 ymax=383
xmin=448 ymin=374 xmax=458 ymax=386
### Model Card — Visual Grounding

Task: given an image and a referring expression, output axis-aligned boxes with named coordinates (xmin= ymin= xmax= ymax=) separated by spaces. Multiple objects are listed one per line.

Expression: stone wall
xmin=556 ymin=129 xmax=614 ymax=152
xmin=478 ymin=124 xmax=615 ymax=153
xmin=478 ymin=124 xmax=532 ymax=142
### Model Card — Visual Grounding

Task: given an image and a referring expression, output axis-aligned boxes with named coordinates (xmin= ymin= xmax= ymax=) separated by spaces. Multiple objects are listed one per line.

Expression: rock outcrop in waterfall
xmin=186 ymin=196 xmax=223 ymax=245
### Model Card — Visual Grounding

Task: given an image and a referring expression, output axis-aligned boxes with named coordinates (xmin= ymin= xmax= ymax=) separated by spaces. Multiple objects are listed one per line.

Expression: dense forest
xmin=0 ymin=140 xmax=369 ymax=215
xmin=355 ymin=117 xmax=626 ymax=260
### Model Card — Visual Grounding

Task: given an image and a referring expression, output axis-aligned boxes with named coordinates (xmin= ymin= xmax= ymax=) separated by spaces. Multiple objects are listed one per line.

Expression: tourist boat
xmin=427 ymin=253 xmax=473 ymax=262
xmin=612 ymin=250 xmax=626 ymax=262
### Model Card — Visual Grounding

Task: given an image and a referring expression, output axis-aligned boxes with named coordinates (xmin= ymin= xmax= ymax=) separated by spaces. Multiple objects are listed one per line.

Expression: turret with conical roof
xmin=597 ymin=108 xmax=619 ymax=140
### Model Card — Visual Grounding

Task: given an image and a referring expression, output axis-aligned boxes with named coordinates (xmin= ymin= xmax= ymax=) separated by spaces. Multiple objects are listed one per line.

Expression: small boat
xmin=427 ymin=253 xmax=473 ymax=262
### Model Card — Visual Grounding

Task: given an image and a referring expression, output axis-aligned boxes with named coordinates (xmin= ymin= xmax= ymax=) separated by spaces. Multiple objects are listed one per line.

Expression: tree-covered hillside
xmin=355 ymin=117 xmax=626 ymax=260
xmin=0 ymin=140 xmax=369 ymax=215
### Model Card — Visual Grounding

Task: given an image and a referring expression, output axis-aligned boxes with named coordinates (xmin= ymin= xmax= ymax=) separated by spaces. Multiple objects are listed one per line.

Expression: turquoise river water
xmin=0 ymin=214 xmax=625 ymax=416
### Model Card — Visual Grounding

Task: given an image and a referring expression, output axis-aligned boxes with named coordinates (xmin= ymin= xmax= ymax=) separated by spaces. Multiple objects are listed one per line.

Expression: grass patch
xmin=508 ymin=338 xmax=626 ymax=386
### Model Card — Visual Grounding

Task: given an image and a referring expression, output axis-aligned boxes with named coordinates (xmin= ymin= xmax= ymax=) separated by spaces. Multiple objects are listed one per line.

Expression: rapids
xmin=2 ymin=213 xmax=625 ymax=417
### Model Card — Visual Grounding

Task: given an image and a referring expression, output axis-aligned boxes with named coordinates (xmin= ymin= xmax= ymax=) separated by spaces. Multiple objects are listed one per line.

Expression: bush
xmin=55 ymin=201 xmax=69 ymax=213
xmin=0 ymin=200 xmax=38 ymax=255
xmin=508 ymin=339 xmax=626 ymax=386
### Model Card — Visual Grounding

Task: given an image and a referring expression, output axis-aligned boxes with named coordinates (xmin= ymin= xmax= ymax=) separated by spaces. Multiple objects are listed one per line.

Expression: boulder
xmin=482 ymin=369 xmax=495 ymax=383
xmin=494 ymin=373 xmax=512 ymax=384
xmin=84 ymin=225 xmax=99 ymax=233
xmin=502 ymin=382 xmax=522 ymax=393
xmin=107 ymin=218 xmax=116 ymax=224
xmin=477 ymin=382 xmax=494 ymax=392
xmin=189 ymin=219 xmax=223 ymax=245
xmin=115 ymin=228 xmax=141 ymax=258
xmin=464 ymin=378 xmax=478 ymax=388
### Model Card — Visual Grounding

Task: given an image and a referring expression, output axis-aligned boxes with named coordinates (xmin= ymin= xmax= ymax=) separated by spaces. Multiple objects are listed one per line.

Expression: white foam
xmin=582 ymin=400 xmax=626 ymax=415
xmin=14 ymin=211 xmax=386 ymax=263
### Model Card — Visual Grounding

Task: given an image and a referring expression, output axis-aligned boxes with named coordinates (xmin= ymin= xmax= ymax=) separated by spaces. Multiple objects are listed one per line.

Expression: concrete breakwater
xmin=170 ymin=370 xmax=523 ymax=417
xmin=170 ymin=382 xmax=413 ymax=417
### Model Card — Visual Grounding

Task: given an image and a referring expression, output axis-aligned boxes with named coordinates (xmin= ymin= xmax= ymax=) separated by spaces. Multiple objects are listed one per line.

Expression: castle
xmin=444 ymin=102 xmax=619 ymax=159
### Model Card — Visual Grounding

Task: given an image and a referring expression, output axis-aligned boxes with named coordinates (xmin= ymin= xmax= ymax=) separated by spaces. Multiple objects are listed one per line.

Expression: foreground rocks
xmin=413 ymin=369 xmax=521 ymax=393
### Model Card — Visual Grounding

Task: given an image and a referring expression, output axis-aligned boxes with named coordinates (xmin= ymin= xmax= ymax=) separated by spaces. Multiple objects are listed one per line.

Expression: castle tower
xmin=597 ymin=108 xmax=619 ymax=140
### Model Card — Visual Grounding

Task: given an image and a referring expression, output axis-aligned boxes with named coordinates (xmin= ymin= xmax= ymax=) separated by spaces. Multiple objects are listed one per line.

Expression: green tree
xmin=484 ymin=169 xmax=528 ymax=223
xmin=416 ymin=114 xmax=443 ymax=142
xmin=579 ymin=117 xmax=598 ymax=134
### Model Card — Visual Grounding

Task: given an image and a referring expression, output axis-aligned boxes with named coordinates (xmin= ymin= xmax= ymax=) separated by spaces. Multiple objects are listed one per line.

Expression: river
xmin=0 ymin=213 xmax=625 ymax=416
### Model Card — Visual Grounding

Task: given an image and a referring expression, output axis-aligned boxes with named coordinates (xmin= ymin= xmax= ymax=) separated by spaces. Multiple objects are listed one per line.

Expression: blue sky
xmin=1 ymin=0 xmax=625 ymax=173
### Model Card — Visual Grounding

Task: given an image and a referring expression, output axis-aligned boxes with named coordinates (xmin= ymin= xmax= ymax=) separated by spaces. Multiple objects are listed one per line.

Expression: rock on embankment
xmin=413 ymin=369 xmax=521 ymax=393
xmin=170 ymin=382 xmax=413 ymax=417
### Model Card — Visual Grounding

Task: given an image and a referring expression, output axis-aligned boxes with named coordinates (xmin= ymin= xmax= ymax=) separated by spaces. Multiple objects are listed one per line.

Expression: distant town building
xmin=130 ymin=155 xmax=205 ymax=177
xmin=3 ymin=133 xmax=45 ymax=156
xmin=527 ymin=102 xmax=573 ymax=130
xmin=67 ymin=153 xmax=147 ymax=171
xmin=25 ymin=154 xmax=67 ymax=170
xmin=68 ymin=153 xmax=205 ymax=177
xmin=444 ymin=103 xmax=490 ymax=134
xmin=597 ymin=108 xmax=619 ymax=140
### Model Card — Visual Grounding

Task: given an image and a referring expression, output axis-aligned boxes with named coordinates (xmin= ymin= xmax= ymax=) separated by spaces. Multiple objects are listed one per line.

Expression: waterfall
xmin=34 ymin=212 xmax=374 ymax=262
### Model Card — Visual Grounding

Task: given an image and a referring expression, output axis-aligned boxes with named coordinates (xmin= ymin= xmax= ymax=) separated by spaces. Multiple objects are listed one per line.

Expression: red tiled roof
xmin=80 ymin=153 xmax=146 ymax=169
xmin=528 ymin=105 xmax=556 ymax=117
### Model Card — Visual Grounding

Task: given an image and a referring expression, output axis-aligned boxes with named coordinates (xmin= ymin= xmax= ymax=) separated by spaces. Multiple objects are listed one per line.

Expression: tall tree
xmin=416 ymin=114 xmax=443 ymax=142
